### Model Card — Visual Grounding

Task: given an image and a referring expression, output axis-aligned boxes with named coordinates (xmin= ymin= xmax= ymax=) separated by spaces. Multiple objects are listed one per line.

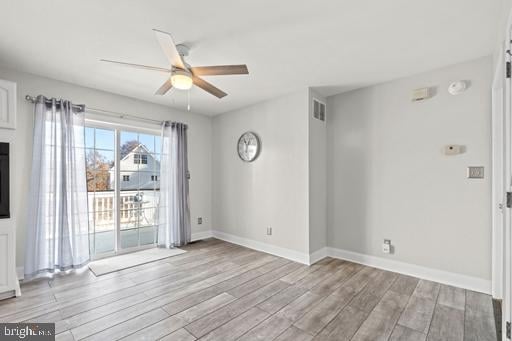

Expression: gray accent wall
xmin=212 ymin=90 xmax=310 ymax=254
xmin=308 ymin=89 xmax=327 ymax=254
xmin=326 ymin=56 xmax=492 ymax=280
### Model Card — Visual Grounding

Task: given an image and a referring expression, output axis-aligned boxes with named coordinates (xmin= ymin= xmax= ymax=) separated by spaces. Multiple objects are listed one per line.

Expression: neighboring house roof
xmin=109 ymin=144 xmax=160 ymax=172
xmin=108 ymin=143 xmax=160 ymax=191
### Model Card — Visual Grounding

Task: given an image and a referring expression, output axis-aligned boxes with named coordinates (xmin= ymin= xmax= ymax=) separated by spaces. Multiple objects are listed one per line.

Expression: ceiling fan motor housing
xmin=176 ymin=44 xmax=190 ymax=57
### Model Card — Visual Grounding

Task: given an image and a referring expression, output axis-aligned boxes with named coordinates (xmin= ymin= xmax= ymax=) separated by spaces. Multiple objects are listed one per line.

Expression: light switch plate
xmin=467 ymin=166 xmax=484 ymax=179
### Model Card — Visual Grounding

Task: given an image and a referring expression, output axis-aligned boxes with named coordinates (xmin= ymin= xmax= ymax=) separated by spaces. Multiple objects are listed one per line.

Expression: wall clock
xmin=237 ymin=131 xmax=261 ymax=162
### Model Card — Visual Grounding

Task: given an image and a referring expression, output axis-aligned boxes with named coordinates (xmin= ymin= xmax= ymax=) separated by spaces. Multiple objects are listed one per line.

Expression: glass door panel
xmin=86 ymin=125 xmax=160 ymax=257
xmin=85 ymin=127 xmax=116 ymax=256
xmin=119 ymin=130 xmax=160 ymax=250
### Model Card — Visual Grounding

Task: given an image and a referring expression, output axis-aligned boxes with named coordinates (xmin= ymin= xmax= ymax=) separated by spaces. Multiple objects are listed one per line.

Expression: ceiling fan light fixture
xmin=171 ymin=70 xmax=193 ymax=90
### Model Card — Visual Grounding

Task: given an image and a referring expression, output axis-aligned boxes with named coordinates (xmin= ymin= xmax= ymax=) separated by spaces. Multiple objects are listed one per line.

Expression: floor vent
xmin=313 ymin=99 xmax=326 ymax=122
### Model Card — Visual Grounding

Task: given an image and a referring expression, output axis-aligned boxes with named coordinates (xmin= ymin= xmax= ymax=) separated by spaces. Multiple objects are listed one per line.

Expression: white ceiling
xmin=0 ymin=0 xmax=502 ymax=115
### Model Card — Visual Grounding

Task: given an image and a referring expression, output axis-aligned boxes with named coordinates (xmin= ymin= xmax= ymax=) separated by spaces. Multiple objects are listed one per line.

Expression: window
xmin=151 ymin=175 xmax=158 ymax=181
xmin=134 ymin=154 xmax=148 ymax=164
xmin=123 ymin=175 xmax=130 ymax=181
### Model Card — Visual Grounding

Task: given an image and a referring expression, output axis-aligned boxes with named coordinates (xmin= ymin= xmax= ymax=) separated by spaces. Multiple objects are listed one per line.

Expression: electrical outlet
xmin=383 ymin=239 xmax=391 ymax=254
xmin=197 ymin=217 xmax=202 ymax=225
xmin=267 ymin=227 xmax=272 ymax=235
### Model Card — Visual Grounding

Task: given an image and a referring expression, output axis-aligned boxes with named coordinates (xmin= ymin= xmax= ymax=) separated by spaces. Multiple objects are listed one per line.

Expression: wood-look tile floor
xmin=0 ymin=239 xmax=497 ymax=341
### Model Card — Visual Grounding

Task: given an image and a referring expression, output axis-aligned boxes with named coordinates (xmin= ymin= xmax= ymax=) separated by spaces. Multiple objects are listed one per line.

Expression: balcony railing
xmin=88 ymin=190 xmax=159 ymax=253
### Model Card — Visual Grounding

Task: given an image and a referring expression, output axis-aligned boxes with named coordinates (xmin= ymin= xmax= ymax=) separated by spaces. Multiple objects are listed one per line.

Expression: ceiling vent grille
xmin=313 ymin=99 xmax=326 ymax=122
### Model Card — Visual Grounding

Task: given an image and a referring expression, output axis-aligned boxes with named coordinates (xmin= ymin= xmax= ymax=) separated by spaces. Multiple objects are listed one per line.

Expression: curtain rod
xmin=25 ymin=95 xmax=164 ymax=126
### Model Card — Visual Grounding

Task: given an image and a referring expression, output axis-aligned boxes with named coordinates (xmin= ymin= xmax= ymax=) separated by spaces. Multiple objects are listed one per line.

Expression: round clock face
xmin=237 ymin=132 xmax=260 ymax=162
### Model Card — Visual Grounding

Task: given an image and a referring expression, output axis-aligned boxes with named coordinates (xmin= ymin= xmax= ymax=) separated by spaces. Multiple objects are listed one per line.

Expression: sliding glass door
xmin=85 ymin=124 xmax=161 ymax=258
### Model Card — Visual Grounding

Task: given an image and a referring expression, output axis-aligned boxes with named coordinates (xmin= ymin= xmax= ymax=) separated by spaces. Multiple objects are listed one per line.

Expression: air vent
xmin=313 ymin=99 xmax=326 ymax=121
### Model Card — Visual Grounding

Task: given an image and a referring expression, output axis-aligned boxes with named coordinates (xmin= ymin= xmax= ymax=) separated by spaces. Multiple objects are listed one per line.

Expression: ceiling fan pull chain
xmin=187 ymin=89 xmax=191 ymax=111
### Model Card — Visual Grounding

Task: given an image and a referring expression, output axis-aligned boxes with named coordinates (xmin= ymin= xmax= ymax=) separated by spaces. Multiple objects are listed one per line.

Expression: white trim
xmin=492 ymin=43 xmax=505 ymax=299
xmin=326 ymin=246 xmax=491 ymax=294
xmin=308 ymin=247 xmax=328 ymax=265
xmin=16 ymin=266 xmax=23 ymax=281
xmin=209 ymin=232 xmax=490 ymax=293
xmin=191 ymin=230 xmax=213 ymax=241
xmin=212 ymin=230 xmax=309 ymax=264
xmin=85 ymin=114 xmax=161 ymax=133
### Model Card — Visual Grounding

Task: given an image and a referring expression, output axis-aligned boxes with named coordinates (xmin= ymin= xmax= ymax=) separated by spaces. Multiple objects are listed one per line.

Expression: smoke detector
xmin=448 ymin=81 xmax=467 ymax=95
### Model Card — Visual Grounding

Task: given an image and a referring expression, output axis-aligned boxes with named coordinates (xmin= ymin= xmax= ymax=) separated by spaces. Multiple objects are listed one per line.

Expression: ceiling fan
xmin=101 ymin=29 xmax=249 ymax=98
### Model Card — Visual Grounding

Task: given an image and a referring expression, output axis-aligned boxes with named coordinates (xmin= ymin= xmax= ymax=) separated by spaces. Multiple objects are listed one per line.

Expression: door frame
xmin=501 ymin=22 xmax=512 ymax=340
xmin=492 ymin=43 xmax=505 ymax=301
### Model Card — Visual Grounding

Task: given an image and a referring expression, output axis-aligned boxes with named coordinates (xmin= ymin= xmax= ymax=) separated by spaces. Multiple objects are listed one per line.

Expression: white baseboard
xmin=211 ymin=230 xmax=310 ymax=264
xmin=209 ymin=233 xmax=490 ymax=293
xmin=326 ymin=246 xmax=491 ymax=294
xmin=191 ymin=230 xmax=213 ymax=241
xmin=308 ymin=247 xmax=328 ymax=265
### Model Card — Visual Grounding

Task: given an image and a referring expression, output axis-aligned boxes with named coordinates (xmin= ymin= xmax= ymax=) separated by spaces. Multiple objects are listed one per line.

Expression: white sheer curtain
xmin=158 ymin=121 xmax=191 ymax=247
xmin=24 ymin=96 xmax=90 ymax=279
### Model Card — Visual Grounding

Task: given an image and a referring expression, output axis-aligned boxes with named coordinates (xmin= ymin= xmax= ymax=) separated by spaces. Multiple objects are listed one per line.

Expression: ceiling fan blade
xmin=192 ymin=76 xmax=227 ymax=98
xmin=100 ymin=59 xmax=171 ymax=73
xmin=155 ymin=78 xmax=173 ymax=95
xmin=191 ymin=65 xmax=249 ymax=76
xmin=152 ymin=29 xmax=186 ymax=70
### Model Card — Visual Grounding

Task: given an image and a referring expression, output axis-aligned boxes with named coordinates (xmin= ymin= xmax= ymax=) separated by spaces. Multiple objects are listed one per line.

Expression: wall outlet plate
xmin=467 ymin=166 xmax=484 ymax=179
xmin=197 ymin=217 xmax=202 ymax=225
xmin=444 ymin=145 xmax=463 ymax=155
xmin=266 ymin=227 xmax=272 ymax=235
xmin=383 ymin=239 xmax=391 ymax=254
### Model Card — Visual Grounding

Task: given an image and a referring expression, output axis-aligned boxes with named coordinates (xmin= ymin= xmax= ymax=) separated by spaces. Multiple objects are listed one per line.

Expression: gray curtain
xmin=158 ymin=121 xmax=191 ymax=247
xmin=24 ymin=96 xmax=90 ymax=279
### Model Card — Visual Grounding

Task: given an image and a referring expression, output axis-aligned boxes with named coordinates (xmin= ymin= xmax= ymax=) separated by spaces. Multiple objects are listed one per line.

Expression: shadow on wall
xmin=328 ymin=89 xmax=374 ymax=253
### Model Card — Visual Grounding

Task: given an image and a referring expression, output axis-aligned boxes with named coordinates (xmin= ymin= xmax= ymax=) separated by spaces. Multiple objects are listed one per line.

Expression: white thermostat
xmin=411 ymin=87 xmax=430 ymax=101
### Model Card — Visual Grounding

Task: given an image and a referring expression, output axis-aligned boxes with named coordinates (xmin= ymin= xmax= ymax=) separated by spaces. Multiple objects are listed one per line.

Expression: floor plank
xmin=436 ymin=285 xmax=465 ymax=311
xmin=426 ymin=304 xmax=464 ymax=341
xmin=351 ymin=290 xmax=409 ymax=341
xmin=159 ymin=328 xmax=196 ymax=341
xmin=185 ymin=280 xmax=289 ymax=338
xmin=397 ymin=296 xmax=435 ymax=333
xmin=198 ymin=307 xmax=269 ymax=341
xmin=389 ymin=325 xmax=426 ymax=341
xmin=275 ymin=326 xmax=313 ymax=341
xmin=313 ymin=305 xmax=367 ymax=341
xmin=464 ymin=291 xmax=497 ymax=341
xmin=238 ymin=314 xmax=292 ymax=341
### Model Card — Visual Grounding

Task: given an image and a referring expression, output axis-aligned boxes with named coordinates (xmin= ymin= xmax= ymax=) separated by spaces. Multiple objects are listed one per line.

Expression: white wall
xmin=326 ymin=56 xmax=493 ymax=281
xmin=212 ymin=90 xmax=310 ymax=256
xmin=494 ymin=0 xmax=512 ymax=69
xmin=0 ymin=65 xmax=212 ymax=267
xmin=308 ymin=89 xmax=327 ymax=254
